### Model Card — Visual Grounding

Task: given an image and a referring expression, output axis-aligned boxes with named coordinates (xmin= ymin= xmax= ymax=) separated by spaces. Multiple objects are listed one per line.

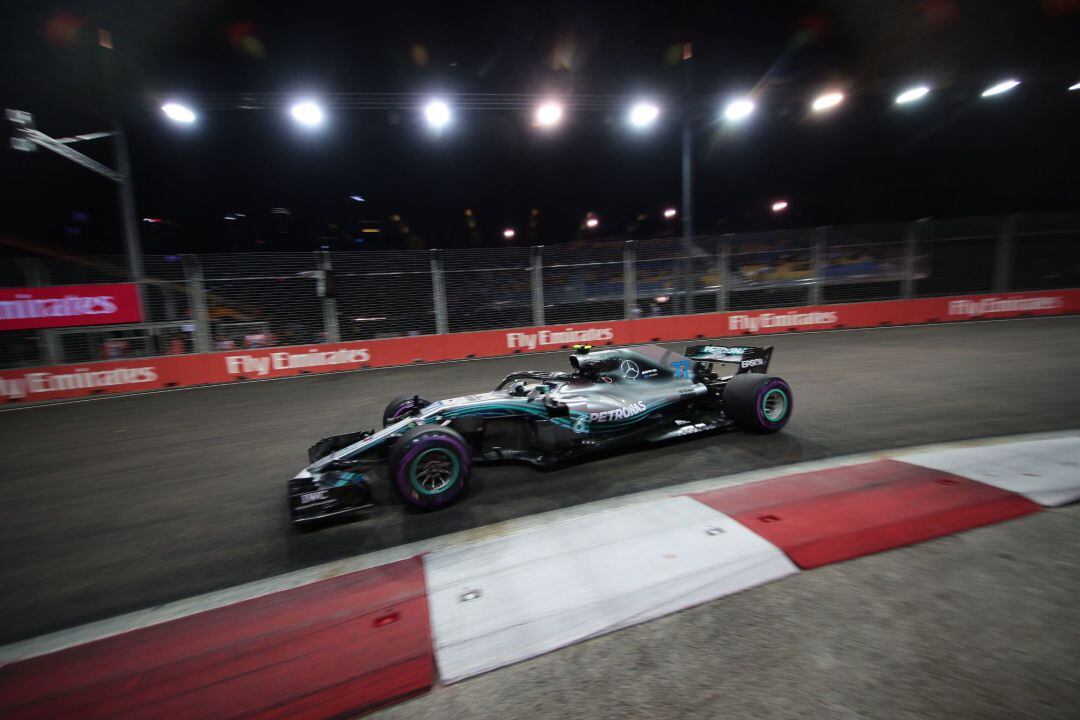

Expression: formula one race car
xmin=288 ymin=343 xmax=793 ymax=526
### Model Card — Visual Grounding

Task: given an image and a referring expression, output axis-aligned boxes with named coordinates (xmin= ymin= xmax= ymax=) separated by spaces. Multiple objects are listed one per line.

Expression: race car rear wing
xmin=684 ymin=345 xmax=773 ymax=374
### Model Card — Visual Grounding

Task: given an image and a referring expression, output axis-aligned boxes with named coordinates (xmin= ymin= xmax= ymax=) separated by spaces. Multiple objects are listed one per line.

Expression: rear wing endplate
xmin=684 ymin=345 xmax=773 ymax=374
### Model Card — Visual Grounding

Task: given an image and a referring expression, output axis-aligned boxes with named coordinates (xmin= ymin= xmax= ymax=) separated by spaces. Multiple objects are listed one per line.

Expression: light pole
xmin=5 ymin=111 xmax=144 ymax=298
xmin=113 ymin=122 xmax=144 ymax=295
xmin=101 ymin=30 xmax=145 ymax=304
xmin=680 ymin=44 xmax=696 ymax=315
xmin=7 ymin=29 xmax=148 ymax=312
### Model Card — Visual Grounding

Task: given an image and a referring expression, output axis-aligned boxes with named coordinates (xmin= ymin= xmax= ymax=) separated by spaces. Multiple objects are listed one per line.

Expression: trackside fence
xmin=2 ymin=212 xmax=1079 ymax=370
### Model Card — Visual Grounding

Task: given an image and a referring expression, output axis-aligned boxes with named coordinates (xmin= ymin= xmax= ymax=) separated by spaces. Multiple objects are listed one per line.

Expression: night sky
xmin=2 ymin=0 xmax=1079 ymax=255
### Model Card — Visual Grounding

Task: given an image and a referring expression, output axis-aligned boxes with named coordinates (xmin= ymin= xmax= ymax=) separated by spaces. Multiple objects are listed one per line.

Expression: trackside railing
xmin=2 ymin=212 xmax=1079 ymax=369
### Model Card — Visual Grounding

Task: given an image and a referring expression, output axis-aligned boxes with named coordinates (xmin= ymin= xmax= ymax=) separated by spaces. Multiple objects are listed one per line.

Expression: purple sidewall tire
xmin=382 ymin=395 xmax=431 ymax=427
xmin=723 ymin=374 xmax=793 ymax=434
xmin=390 ymin=427 xmax=471 ymax=509
xmin=752 ymin=378 xmax=793 ymax=431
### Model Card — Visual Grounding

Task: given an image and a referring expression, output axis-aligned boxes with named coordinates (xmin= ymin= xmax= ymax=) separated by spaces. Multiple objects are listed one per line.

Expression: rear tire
xmin=388 ymin=425 xmax=471 ymax=509
xmin=382 ymin=395 xmax=431 ymax=427
xmin=723 ymin=374 xmax=793 ymax=433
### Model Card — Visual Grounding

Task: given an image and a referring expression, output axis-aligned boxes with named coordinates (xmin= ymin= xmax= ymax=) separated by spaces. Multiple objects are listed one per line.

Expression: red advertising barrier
xmin=3 ymin=289 xmax=1077 ymax=403
xmin=0 ymin=283 xmax=142 ymax=331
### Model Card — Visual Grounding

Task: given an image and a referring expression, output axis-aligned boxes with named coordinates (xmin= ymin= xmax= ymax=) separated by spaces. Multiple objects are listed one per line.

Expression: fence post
xmin=993 ymin=213 xmax=1021 ymax=292
xmin=39 ymin=325 xmax=63 ymax=366
xmin=682 ymin=254 xmax=696 ymax=316
xmin=430 ymin=249 xmax=449 ymax=334
xmin=809 ymin=227 xmax=826 ymax=306
xmin=318 ymin=251 xmax=341 ymax=343
xmin=623 ymin=240 xmax=637 ymax=320
xmin=530 ymin=245 xmax=545 ymax=327
xmin=901 ymin=221 xmax=920 ymax=299
xmin=716 ymin=234 xmax=731 ymax=312
xmin=16 ymin=258 xmax=61 ymax=365
xmin=182 ymin=255 xmax=213 ymax=353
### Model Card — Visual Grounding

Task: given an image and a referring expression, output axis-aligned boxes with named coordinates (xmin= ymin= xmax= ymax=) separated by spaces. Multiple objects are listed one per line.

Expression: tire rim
xmin=410 ymin=448 xmax=459 ymax=494
xmin=762 ymin=388 xmax=787 ymax=423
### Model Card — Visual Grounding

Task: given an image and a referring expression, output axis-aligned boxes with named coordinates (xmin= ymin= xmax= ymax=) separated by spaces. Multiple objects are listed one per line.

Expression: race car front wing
xmin=288 ymin=467 xmax=373 ymax=524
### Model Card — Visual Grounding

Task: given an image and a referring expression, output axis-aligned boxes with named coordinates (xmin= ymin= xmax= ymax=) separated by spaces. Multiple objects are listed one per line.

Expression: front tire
xmin=388 ymin=425 xmax=471 ymax=509
xmin=723 ymin=374 xmax=793 ymax=433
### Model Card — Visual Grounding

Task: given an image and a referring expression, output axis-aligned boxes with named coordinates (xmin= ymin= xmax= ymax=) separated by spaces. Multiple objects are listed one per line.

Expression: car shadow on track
xmin=286 ymin=428 xmax=814 ymax=538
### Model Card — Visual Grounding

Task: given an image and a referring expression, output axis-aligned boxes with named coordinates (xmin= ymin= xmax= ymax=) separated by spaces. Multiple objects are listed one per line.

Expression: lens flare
xmin=981 ymin=79 xmax=1020 ymax=97
xmin=534 ymin=101 xmax=564 ymax=128
xmin=628 ymin=102 xmax=660 ymax=128
xmin=811 ymin=92 xmax=844 ymax=112
xmin=895 ymin=86 xmax=931 ymax=105
xmin=290 ymin=100 xmax=324 ymax=127
xmin=161 ymin=103 xmax=196 ymax=123
xmin=723 ymin=98 xmax=755 ymax=122
xmin=424 ymin=99 xmax=451 ymax=129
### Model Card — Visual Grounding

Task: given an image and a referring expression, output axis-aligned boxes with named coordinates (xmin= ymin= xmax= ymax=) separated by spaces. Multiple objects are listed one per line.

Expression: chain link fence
xmin=2 ymin=212 xmax=1078 ymax=369
xmin=545 ymin=240 xmax=624 ymax=325
xmin=725 ymin=228 xmax=816 ymax=311
xmin=335 ymin=249 xmax=437 ymax=339
xmin=444 ymin=247 xmax=533 ymax=333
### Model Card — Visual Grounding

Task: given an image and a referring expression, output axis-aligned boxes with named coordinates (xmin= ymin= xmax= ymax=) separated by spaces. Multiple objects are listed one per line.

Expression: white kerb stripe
xmin=901 ymin=434 xmax=1080 ymax=507
xmin=424 ymin=495 xmax=798 ymax=683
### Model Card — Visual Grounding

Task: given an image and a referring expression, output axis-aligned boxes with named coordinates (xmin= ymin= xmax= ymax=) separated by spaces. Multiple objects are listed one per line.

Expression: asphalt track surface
xmin=2 ymin=317 xmax=1080 ymax=645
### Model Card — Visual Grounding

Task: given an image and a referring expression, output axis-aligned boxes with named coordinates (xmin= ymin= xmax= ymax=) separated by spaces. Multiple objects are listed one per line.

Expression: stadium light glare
xmin=628 ymin=101 xmax=660 ymax=128
xmin=161 ymin=103 xmax=196 ymax=123
xmin=663 ymin=207 xmax=677 ymax=219
xmin=723 ymin=98 xmax=755 ymax=122
xmin=424 ymin=99 xmax=451 ymax=129
xmin=585 ymin=217 xmax=599 ymax=229
xmin=503 ymin=228 xmax=516 ymax=239
xmin=771 ymin=200 xmax=789 ymax=213
xmin=981 ymin=79 xmax=1020 ymax=97
xmin=534 ymin=100 xmax=564 ymax=128
xmin=290 ymin=100 xmax=325 ymax=127
xmin=1070 ymin=81 xmax=1080 ymax=92
xmin=895 ymin=85 xmax=930 ymax=105
xmin=811 ymin=91 xmax=844 ymax=112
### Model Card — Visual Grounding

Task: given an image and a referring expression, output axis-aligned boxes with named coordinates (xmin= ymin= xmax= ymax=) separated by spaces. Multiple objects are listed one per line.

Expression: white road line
xmin=1 ymin=427 xmax=1076 ymax=665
